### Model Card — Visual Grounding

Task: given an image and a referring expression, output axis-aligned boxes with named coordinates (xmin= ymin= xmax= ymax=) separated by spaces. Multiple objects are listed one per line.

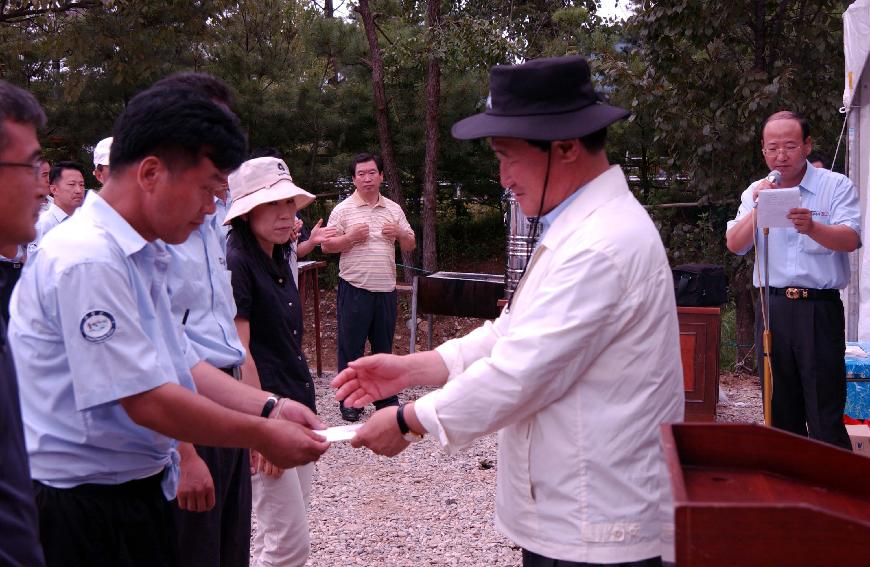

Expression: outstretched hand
xmin=331 ymin=353 xmax=412 ymax=408
xmin=274 ymin=398 xmax=327 ymax=431
xmin=351 ymin=406 xmax=410 ymax=457
xmin=258 ymin=420 xmax=330 ymax=469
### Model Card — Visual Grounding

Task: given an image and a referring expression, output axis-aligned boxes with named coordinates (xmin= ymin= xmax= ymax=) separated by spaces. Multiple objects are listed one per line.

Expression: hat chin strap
xmin=508 ymin=146 xmax=552 ymax=311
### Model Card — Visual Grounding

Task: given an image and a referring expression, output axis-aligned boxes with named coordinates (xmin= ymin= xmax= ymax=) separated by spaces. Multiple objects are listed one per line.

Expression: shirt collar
xmin=539 ymin=184 xmax=586 ymax=236
xmin=82 ymin=191 xmax=149 ymax=257
xmin=797 ymin=160 xmax=818 ymax=194
xmin=350 ymin=190 xmax=384 ymax=208
xmin=48 ymin=202 xmax=69 ymax=223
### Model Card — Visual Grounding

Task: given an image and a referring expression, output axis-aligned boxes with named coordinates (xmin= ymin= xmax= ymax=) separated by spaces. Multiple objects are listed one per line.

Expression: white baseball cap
xmin=93 ymin=137 xmax=113 ymax=167
xmin=224 ymin=157 xmax=315 ymax=225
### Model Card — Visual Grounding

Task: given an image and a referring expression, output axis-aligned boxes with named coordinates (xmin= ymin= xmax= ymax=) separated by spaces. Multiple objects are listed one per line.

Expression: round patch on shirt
xmin=80 ymin=310 xmax=116 ymax=343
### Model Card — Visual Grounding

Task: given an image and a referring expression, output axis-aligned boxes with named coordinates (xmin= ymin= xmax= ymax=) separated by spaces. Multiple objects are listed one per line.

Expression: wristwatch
xmin=396 ymin=402 xmax=424 ymax=442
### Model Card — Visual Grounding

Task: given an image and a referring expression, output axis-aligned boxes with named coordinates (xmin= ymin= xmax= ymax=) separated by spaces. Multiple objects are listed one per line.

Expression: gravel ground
xmin=251 ymin=371 xmax=767 ymax=566
xmin=303 ymin=379 xmax=518 ymax=567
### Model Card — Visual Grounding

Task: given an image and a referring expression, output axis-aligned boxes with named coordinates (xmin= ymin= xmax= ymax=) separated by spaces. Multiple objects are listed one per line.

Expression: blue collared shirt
xmin=166 ymin=208 xmax=245 ymax=369
xmin=538 ymin=181 xmax=586 ymax=240
xmin=727 ymin=162 xmax=861 ymax=289
xmin=9 ymin=193 xmax=199 ymax=500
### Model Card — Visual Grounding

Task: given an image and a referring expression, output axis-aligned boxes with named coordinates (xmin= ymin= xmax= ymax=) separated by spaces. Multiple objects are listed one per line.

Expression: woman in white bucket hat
xmin=224 ymin=156 xmax=319 ymax=567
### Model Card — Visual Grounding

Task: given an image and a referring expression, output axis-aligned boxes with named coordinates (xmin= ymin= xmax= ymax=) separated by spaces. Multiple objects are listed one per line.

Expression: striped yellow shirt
xmin=327 ymin=191 xmax=414 ymax=292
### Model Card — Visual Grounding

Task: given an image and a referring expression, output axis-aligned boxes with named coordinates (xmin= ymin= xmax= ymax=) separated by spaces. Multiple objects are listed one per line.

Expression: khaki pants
xmin=250 ymin=463 xmax=313 ymax=567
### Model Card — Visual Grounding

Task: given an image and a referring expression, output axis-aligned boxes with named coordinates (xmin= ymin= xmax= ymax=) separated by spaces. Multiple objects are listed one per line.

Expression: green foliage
xmin=0 ymin=0 xmax=851 ymax=279
xmin=720 ymin=300 xmax=737 ymax=372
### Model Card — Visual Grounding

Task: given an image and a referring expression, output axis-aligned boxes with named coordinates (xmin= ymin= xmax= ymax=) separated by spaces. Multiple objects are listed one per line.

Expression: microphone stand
xmin=762 ymin=226 xmax=773 ymax=426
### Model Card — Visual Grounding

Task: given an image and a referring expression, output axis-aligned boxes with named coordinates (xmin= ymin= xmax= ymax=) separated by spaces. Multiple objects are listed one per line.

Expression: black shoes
xmin=340 ymin=403 xmax=362 ymax=422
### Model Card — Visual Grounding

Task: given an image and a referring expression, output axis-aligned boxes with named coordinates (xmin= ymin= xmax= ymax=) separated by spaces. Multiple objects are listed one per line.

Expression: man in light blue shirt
xmin=9 ymin=81 xmax=329 ymax=567
xmin=166 ymin=196 xmax=252 ymax=567
xmin=726 ymin=110 xmax=860 ymax=450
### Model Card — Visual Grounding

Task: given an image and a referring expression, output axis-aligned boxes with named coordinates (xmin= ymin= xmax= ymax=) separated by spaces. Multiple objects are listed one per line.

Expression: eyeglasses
xmin=761 ymin=145 xmax=802 ymax=157
xmin=0 ymin=160 xmax=43 ymax=180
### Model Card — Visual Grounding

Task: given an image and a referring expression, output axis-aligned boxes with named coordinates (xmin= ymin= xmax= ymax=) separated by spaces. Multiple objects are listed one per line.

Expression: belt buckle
xmin=785 ymin=287 xmax=807 ymax=300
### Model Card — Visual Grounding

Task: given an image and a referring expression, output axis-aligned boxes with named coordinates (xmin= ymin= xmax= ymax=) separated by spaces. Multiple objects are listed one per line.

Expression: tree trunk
xmin=323 ymin=0 xmax=338 ymax=85
xmin=357 ymin=0 xmax=414 ymax=282
xmin=421 ymin=0 xmax=441 ymax=272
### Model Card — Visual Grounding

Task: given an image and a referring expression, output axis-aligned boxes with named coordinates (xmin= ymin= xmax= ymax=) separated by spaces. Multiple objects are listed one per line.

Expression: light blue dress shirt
xmin=166 ymin=207 xmax=245 ymax=369
xmin=9 ymin=193 xmax=199 ymax=500
xmin=538 ymin=178 xmax=587 ymax=242
xmin=214 ymin=195 xmax=231 ymax=245
xmin=727 ymin=162 xmax=861 ymax=289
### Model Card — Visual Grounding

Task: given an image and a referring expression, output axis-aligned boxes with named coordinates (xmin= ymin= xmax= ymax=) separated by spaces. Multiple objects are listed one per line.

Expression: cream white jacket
xmin=415 ymin=166 xmax=684 ymax=563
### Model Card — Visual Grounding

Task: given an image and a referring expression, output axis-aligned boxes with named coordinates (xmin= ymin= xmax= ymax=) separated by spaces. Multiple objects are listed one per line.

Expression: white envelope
xmin=317 ymin=424 xmax=363 ymax=442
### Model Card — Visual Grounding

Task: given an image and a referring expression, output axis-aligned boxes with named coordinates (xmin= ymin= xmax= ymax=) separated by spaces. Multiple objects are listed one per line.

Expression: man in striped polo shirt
xmin=322 ymin=153 xmax=416 ymax=422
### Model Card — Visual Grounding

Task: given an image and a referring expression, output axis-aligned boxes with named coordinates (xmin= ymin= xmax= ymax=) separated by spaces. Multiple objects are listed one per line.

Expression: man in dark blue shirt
xmin=0 ymin=79 xmax=49 ymax=567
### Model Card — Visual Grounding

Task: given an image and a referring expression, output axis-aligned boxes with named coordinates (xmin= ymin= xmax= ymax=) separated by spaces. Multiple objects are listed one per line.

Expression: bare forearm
xmin=404 ymin=401 xmax=427 ymax=436
xmin=297 ymin=239 xmax=317 ymax=258
xmin=406 ymin=351 xmax=449 ymax=387
xmin=807 ymin=224 xmax=860 ymax=252
xmin=121 ymin=383 xmax=268 ymax=449
xmin=321 ymin=234 xmax=355 ymax=254
xmin=191 ymin=361 xmax=267 ymax=415
xmin=398 ymin=230 xmax=416 ymax=252
xmin=726 ymin=211 xmax=755 ymax=253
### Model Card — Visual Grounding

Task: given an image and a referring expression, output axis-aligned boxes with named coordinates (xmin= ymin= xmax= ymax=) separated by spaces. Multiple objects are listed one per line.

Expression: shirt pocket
xmin=799 ymin=214 xmax=832 ymax=255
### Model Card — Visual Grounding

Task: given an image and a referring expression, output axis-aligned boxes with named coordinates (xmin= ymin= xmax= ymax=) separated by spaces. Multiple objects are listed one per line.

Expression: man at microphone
xmin=726 ymin=110 xmax=860 ymax=450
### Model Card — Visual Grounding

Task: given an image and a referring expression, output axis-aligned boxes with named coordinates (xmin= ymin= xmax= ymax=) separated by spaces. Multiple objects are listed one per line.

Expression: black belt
xmin=34 ymin=471 xmax=163 ymax=498
xmin=770 ymin=287 xmax=840 ymax=301
xmin=220 ymin=366 xmax=242 ymax=380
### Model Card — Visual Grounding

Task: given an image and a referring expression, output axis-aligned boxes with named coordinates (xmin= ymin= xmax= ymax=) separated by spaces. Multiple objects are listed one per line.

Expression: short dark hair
xmin=763 ymin=110 xmax=810 ymax=141
xmin=49 ymin=161 xmax=84 ymax=185
xmin=523 ymin=127 xmax=608 ymax=154
xmin=349 ymin=153 xmax=383 ymax=177
xmin=228 ymin=216 xmax=291 ymax=279
xmin=109 ymin=85 xmax=247 ymax=176
xmin=0 ymin=80 xmax=46 ymax=153
xmin=807 ymin=151 xmax=829 ymax=168
xmin=152 ymin=72 xmax=236 ymax=109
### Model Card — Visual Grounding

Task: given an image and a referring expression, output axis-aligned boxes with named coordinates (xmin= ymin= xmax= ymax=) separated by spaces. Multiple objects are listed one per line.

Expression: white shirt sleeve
xmin=415 ymin=247 xmax=625 ymax=453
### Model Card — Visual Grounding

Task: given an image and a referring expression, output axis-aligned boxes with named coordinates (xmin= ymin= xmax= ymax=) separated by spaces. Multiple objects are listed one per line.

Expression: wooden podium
xmin=662 ymin=423 xmax=870 ymax=566
xmin=678 ymin=307 xmax=720 ymax=421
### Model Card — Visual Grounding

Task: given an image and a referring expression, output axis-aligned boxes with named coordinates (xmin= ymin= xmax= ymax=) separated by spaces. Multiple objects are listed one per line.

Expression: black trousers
xmin=34 ymin=473 xmax=176 ymax=567
xmin=173 ymin=446 xmax=251 ymax=567
xmin=522 ymin=549 xmax=662 ymax=567
xmin=755 ymin=294 xmax=851 ymax=450
xmin=337 ymin=278 xmax=399 ymax=408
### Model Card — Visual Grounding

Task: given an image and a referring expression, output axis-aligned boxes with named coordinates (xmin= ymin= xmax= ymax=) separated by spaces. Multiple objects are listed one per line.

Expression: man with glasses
xmin=0 ymin=79 xmax=48 ymax=567
xmin=726 ymin=110 xmax=860 ymax=450
xmin=321 ymin=153 xmax=416 ymax=422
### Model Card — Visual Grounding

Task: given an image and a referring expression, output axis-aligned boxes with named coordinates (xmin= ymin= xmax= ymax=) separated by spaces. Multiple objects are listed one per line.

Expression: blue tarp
xmin=845 ymin=342 xmax=870 ymax=419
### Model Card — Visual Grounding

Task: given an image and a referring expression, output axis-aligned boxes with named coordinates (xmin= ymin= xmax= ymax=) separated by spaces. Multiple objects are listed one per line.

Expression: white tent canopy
xmin=845 ymin=0 xmax=870 ymax=341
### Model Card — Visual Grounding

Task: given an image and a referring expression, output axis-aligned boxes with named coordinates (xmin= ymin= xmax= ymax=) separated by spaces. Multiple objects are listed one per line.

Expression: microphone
xmin=766 ymin=170 xmax=782 ymax=185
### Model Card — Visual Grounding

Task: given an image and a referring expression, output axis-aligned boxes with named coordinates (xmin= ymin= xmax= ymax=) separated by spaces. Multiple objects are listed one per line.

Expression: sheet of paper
xmin=318 ymin=424 xmax=364 ymax=442
xmin=756 ymin=187 xmax=800 ymax=229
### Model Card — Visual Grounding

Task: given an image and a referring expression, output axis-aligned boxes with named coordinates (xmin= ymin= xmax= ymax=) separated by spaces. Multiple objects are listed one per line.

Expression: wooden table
xmin=297 ymin=260 xmax=327 ymax=377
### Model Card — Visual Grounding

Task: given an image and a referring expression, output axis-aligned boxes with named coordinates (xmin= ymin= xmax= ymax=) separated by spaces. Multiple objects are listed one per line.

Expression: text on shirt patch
xmin=810 ymin=210 xmax=829 ymax=217
xmin=80 ymin=310 xmax=117 ymax=343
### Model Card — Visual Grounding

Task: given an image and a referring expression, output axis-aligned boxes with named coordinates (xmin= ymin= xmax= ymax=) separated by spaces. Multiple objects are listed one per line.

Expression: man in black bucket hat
xmin=332 ymin=55 xmax=685 ymax=567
